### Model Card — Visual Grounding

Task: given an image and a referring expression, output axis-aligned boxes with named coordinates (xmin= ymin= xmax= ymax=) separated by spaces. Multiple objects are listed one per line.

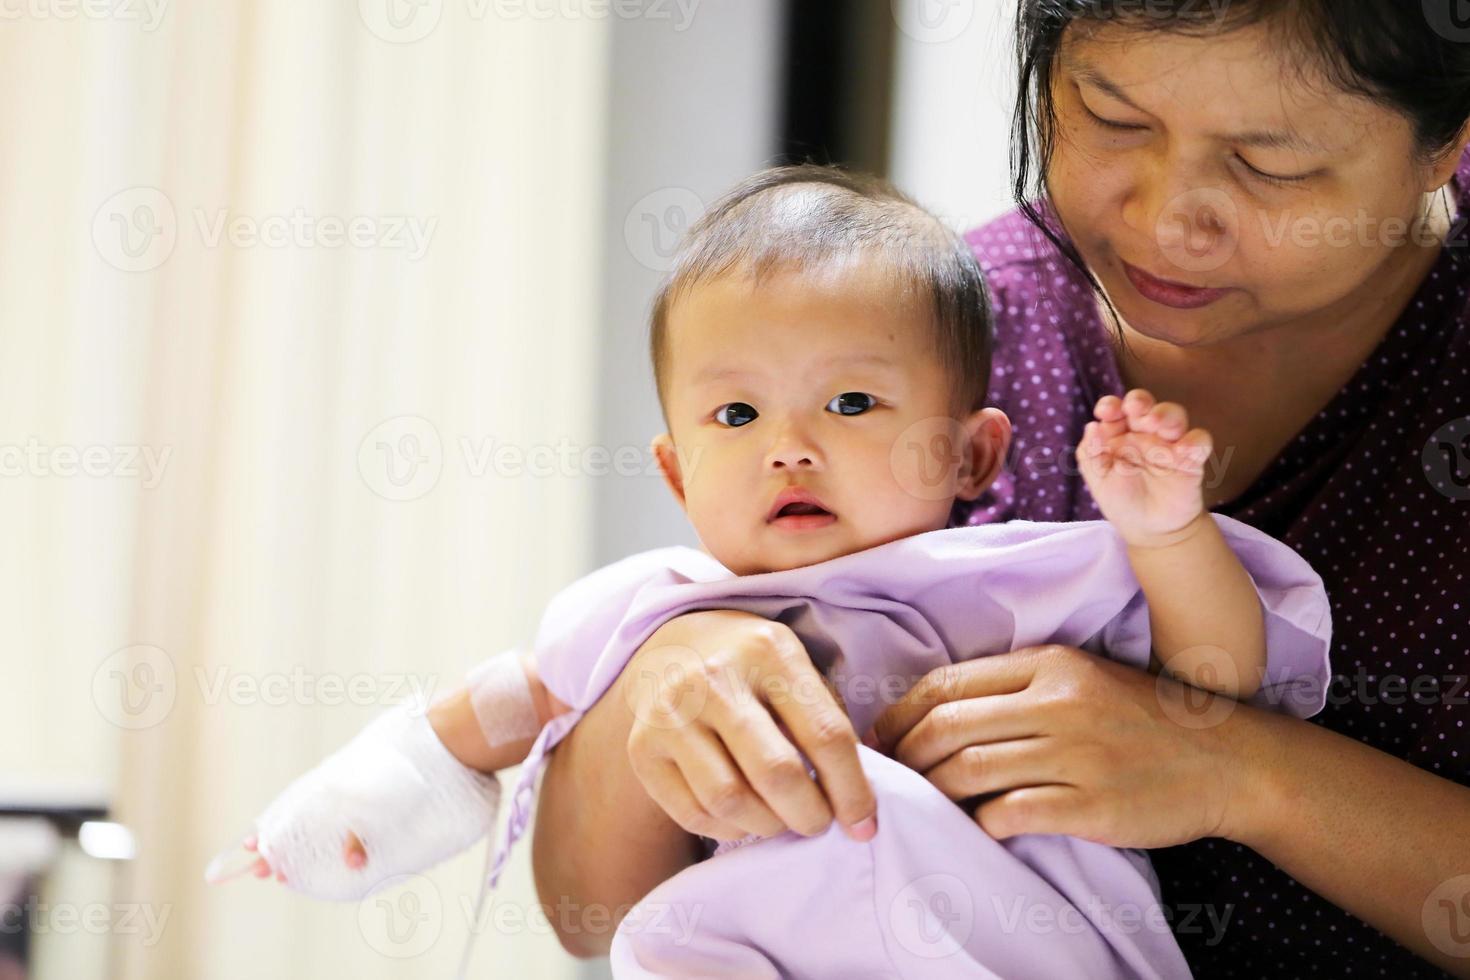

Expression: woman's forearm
xmin=1229 ymin=702 xmax=1470 ymax=975
xmin=531 ymin=665 xmax=703 ymax=958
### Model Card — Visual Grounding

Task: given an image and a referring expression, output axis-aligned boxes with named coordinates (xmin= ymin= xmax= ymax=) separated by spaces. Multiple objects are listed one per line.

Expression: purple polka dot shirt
xmin=950 ymin=150 xmax=1470 ymax=978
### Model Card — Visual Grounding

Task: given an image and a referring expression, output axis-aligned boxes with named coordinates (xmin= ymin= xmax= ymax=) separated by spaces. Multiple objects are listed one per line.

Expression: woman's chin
xmin=1101 ymin=284 xmax=1252 ymax=350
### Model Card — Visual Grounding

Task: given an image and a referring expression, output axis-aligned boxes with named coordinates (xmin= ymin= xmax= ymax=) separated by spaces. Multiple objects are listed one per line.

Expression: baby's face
xmin=652 ymin=259 xmax=1007 ymax=576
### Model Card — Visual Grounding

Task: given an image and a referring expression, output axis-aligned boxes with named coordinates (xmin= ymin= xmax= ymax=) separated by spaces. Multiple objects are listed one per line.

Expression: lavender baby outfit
xmin=489 ymin=516 xmax=1331 ymax=978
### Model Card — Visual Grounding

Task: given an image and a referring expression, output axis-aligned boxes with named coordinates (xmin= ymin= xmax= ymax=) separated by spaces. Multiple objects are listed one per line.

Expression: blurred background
xmin=0 ymin=1 xmax=1018 ymax=976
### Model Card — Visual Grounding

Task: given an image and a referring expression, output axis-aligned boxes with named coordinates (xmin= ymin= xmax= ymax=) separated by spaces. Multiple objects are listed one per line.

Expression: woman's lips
xmin=1121 ymin=260 xmax=1233 ymax=310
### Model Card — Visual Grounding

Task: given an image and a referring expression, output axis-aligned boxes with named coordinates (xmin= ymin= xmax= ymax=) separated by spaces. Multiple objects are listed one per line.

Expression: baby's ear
xmin=955 ymin=407 xmax=1012 ymax=501
xmin=650 ymin=433 xmax=688 ymax=507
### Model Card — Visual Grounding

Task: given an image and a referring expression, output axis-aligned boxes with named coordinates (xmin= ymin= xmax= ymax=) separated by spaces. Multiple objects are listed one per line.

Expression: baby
xmin=219 ymin=166 xmax=1322 ymax=973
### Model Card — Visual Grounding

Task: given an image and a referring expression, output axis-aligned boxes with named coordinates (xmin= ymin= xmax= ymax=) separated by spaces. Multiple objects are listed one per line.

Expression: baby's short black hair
xmin=649 ymin=164 xmax=993 ymax=422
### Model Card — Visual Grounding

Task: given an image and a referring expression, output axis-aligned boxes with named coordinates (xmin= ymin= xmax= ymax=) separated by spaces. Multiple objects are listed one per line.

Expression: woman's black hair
xmin=1012 ymin=0 xmax=1470 ymax=294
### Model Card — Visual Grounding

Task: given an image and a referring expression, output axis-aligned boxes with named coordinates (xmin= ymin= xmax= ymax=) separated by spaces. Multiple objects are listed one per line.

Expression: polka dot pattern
xmin=949 ymin=153 xmax=1470 ymax=978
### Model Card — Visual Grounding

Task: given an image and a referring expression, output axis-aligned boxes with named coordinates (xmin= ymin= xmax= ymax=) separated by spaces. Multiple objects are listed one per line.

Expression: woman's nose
xmin=1123 ymin=159 xmax=1238 ymax=275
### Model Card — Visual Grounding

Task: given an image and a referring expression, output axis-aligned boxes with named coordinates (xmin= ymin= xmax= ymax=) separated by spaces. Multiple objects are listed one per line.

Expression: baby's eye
xmin=714 ymin=402 xmax=758 ymax=427
xmin=827 ymin=392 xmax=877 ymax=416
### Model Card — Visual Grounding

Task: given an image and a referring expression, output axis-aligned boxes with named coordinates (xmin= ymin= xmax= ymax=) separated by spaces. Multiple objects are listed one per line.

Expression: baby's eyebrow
xmin=825 ymin=352 xmax=900 ymax=371
xmin=692 ymin=353 xmax=899 ymax=386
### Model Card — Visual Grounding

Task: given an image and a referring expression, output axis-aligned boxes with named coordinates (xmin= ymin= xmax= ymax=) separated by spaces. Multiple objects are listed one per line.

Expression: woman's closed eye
xmin=1233 ymin=153 xmax=1316 ymax=187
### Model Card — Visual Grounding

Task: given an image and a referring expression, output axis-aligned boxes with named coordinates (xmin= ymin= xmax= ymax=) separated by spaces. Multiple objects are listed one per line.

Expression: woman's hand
xmin=622 ymin=609 xmax=879 ymax=843
xmin=532 ymin=608 xmax=879 ymax=957
xmin=872 ymin=644 xmax=1265 ymax=849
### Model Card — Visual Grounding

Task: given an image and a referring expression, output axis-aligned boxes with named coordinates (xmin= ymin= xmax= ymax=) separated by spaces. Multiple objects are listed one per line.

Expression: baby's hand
xmin=1078 ymin=389 xmax=1213 ymax=547
xmin=240 ymin=832 xmax=367 ymax=885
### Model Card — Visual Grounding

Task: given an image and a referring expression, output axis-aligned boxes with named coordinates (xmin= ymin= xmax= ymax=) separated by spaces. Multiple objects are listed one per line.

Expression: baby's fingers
xmin=1093 ymin=395 xmax=1125 ymax=423
xmin=1177 ymin=428 xmax=1214 ymax=471
xmin=344 ymin=833 xmax=367 ymax=869
xmin=1122 ymin=388 xmax=1156 ymax=422
xmin=242 ymin=836 xmax=270 ymax=877
xmin=243 ymin=835 xmax=288 ymax=883
xmin=1146 ymin=401 xmax=1190 ymax=440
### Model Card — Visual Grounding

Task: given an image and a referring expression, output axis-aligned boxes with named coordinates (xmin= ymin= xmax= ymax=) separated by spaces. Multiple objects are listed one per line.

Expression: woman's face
xmin=1046 ymin=21 xmax=1462 ymax=348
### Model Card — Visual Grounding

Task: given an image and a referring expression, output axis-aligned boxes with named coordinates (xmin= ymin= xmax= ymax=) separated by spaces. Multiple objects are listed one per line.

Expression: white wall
xmin=889 ymin=0 xmax=1020 ymax=232
xmin=590 ymin=2 xmax=786 ymax=568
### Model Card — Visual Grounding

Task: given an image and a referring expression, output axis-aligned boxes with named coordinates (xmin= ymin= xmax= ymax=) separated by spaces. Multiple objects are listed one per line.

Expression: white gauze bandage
xmin=465 ymin=647 xmax=544 ymax=748
xmin=252 ymin=697 xmax=501 ymax=901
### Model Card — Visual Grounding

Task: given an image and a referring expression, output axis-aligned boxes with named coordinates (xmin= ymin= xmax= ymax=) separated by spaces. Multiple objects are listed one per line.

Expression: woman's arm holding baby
xmin=874 ymin=646 xmax=1470 ymax=977
xmin=533 ymin=609 xmax=878 ymax=957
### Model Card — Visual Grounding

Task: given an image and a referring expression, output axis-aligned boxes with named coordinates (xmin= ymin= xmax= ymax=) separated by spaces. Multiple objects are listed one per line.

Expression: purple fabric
xmin=490 ymin=517 xmax=1330 ymax=978
xmin=955 ymin=149 xmax=1470 ymax=977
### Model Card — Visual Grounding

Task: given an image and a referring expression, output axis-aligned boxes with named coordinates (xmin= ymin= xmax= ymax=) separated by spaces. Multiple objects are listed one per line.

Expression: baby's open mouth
xmin=765 ymin=487 xmax=836 ymax=526
xmin=773 ymin=502 xmax=831 ymax=518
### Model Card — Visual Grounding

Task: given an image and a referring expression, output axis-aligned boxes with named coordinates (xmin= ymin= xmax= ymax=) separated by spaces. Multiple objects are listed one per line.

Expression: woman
xmin=534 ymin=2 xmax=1470 ymax=975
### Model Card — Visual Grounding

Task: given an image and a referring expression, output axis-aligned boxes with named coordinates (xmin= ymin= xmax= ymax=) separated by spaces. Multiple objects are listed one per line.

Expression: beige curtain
xmin=0 ymin=3 xmax=609 ymax=978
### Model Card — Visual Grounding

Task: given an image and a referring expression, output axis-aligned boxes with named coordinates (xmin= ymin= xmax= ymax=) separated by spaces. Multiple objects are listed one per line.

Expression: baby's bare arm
xmin=331 ymin=653 xmax=566 ymax=872
xmin=1126 ymin=512 xmax=1266 ymax=698
xmin=429 ymin=650 xmax=569 ymax=772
